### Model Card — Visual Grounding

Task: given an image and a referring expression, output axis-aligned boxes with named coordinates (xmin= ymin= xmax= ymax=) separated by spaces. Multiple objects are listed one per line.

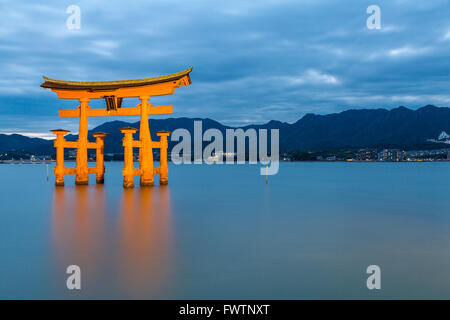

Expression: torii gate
xmin=41 ymin=67 xmax=192 ymax=187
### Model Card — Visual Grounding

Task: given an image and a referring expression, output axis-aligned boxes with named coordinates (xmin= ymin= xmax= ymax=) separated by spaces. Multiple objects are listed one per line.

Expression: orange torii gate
xmin=41 ymin=67 xmax=192 ymax=187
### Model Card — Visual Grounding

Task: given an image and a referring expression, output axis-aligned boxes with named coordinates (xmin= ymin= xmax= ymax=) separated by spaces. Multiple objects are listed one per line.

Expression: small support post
xmin=75 ymin=98 xmax=90 ymax=185
xmin=139 ymin=96 xmax=154 ymax=186
xmin=92 ymin=132 xmax=108 ymax=184
xmin=156 ymin=131 xmax=171 ymax=185
xmin=51 ymin=129 xmax=70 ymax=186
xmin=120 ymin=127 xmax=138 ymax=188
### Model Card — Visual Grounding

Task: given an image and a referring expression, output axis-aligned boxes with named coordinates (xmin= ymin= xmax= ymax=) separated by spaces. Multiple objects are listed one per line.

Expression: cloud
xmin=379 ymin=24 xmax=403 ymax=33
xmin=86 ymin=40 xmax=120 ymax=57
xmin=443 ymin=30 xmax=450 ymax=41
xmin=388 ymin=46 xmax=431 ymax=57
xmin=0 ymin=0 xmax=449 ymax=135
xmin=304 ymin=69 xmax=339 ymax=84
xmin=281 ymin=69 xmax=340 ymax=85
xmin=335 ymin=94 xmax=450 ymax=106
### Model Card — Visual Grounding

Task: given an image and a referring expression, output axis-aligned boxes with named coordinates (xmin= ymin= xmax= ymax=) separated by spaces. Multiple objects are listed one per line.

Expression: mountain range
xmin=2 ymin=105 xmax=450 ymax=155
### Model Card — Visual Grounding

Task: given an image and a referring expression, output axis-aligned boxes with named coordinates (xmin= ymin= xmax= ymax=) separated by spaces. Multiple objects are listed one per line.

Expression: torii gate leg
xmin=51 ymin=129 xmax=70 ymax=186
xmin=156 ymin=131 xmax=171 ymax=185
xmin=92 ymin=132 xmax=108 ymax=184
xmin=121 ymin=127 xmax=137 ymax=188
xmin=139 ymin=96 xmax=154 ymax=186
xmin=75 ymin=98 xmax=90 ymax=185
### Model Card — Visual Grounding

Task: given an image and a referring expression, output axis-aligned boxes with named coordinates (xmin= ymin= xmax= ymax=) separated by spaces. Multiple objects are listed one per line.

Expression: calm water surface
xmin=0 ymin=162 xmax=449 ymax=299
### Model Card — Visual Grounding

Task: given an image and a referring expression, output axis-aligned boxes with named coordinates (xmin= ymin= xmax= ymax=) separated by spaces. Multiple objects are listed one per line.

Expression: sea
xmin=0 ymin=161 xmax=449 ymax=299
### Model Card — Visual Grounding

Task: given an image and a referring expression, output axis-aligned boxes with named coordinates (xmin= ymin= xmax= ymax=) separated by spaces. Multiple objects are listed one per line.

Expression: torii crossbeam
xmin=41 ymin=67 xmax=193 ymax=187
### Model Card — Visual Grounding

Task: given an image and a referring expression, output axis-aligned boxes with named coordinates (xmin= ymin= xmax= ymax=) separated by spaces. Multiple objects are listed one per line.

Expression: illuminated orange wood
xmin=75 ymin=98 xmax=90 ymax=185
xmin=51 ymin=129 xmax=70 ymax=186
xmin=50 ymin=83 xmax=178 ymax=100
xmin=58 ymin=141 xmax=98 ymax=149
xmin=58 ymin=105 xmax=173 ymax=117
xmin=64 ymin=168 xmax=76 ymax=175
xmin=42 ymin=67 xmax=192 ymax=187
xmin=62 ymin=141 xmax=77 ymax=148
xmin=92 ymin=132 xmax=108 ymax=183
xmin=151 ymin=141 xmax=161 ymax=148
xmin=88 ymin=168 xmax=98 ymax=174
xmin=120 ymin=127 xmax=137 ymax=188
xmin=41 ymin=68 xmax=191 ymax=100
xmin=139 ymin=96 xmax=154 ymax=186
xmin=156 ymin=131 xmax=171 ymax=185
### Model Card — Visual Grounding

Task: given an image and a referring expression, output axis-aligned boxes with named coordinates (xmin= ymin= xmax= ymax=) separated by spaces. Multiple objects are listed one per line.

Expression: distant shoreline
xmin=1 ymin=159 xmax=448 ymax=164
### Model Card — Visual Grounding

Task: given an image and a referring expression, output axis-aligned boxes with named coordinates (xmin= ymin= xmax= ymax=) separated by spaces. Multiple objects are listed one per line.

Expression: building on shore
xmin=356 ymin=148 xmax=378 ymax=161
xmin=380 ymin=149 xmax=406 ymax=162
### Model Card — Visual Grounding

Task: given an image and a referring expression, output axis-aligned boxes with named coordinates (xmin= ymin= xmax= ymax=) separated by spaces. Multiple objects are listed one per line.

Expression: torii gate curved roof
xmin=41 ymin=67 xmax=192 ymax=91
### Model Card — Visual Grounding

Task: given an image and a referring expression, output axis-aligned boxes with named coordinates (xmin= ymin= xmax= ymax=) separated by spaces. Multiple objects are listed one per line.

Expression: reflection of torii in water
xmin=41 ymin=68 xmax=193 ymax=187
xmin=52 ymin=184 xmax=173 ymax=298
xmin=118 ymin=186 xmax=173 ymax=297
xmin=52 ymin=185 xmax=107 ymax=296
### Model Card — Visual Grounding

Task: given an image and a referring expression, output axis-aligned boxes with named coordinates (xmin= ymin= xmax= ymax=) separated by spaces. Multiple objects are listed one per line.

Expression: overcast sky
xmin=0 ymin=0 xmax=449 ymax=138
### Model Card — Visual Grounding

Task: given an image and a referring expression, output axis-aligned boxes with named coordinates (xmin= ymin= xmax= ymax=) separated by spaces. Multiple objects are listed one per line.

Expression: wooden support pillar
xmin=156 ymin=131 xmax=171 ymax=185
xmin=120 ymin=127 xmax=138 ymax=188
xmin=51 ymin=129 xmax=70 ymax=186
xmin=75 ymin=98 xmax=90 ymax=185
xmin=139 ymin=96 xmax=154 ymax=186
xmin=92 ymin=132 xmax=108 ymax=184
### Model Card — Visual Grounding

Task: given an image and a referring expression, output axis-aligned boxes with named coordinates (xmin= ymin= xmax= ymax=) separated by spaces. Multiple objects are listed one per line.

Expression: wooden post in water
xmin=92 ymin=132 xmax=108 ymax=184
xmin=51 ymin=129 xmax=70 ymax=186
xmin=121 ymin=127 xmax=138 ymax=188
xmin=139 ymin=96 xmax=155 ymax=186
xmin=156 ymin=131 xmax=171 ymax=185
xmin=75 ymin=98 xmax=90 ymax=185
